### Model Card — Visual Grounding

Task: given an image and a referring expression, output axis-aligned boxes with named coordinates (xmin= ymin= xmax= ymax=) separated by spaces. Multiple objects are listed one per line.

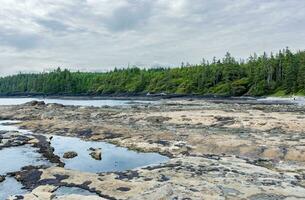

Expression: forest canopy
xmin=0 ymin=48 xmax=305 ymax=97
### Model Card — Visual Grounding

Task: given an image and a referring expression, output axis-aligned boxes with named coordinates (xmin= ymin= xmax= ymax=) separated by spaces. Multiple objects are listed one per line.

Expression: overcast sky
xmin=0 ymin=0 xmax=305 ymax=75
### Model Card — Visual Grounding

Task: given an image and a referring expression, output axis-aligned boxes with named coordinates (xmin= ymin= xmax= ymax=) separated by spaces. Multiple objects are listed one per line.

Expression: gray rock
xmin=0 ymin=175 xmax=5 ymax=182
xmin=89 ymin=148 xmax=102 ymax=160
xmin=63 ymin=151 xmax=78 ymax=159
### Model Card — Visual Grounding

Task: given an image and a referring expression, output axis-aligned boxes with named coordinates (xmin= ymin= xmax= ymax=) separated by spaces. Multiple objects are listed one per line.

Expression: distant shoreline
xmin=0 ymin=93 xmax=257 ymax=101
xmin=0 ymin=93 xmax=303 ymax=106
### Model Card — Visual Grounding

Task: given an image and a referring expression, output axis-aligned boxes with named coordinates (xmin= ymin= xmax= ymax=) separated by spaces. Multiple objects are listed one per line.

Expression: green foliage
xmin=271 ymin=89 xmax=288 ymax=97
xmin=0 ymin=48 xmax=305 ymax=96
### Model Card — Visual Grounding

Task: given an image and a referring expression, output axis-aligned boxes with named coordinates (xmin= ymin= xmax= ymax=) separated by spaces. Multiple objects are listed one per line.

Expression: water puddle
xmin=0 ymin=120 xmax=29 ymax=134
xmin=0 ymin=145 xmax=51 ymax=175
xmin=51 ymin=135 xmax=169 ymax=173
xmin=54 ymin=186 xmax=98 ymax=197
xmin=0 ymin=177 xmax=27 ymax=200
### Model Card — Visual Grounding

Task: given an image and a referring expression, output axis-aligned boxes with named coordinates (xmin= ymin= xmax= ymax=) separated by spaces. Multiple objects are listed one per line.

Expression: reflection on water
xmin=0 ymin=177 xmax=27 ymax=200
xmin=0 ymin=145 xmax=51 ymax=175
xmin=51 ymin=135 xmax=169 ymax=173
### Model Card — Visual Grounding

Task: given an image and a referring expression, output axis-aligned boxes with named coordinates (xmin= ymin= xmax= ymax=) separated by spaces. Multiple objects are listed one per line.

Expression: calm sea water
xmin=0 ymin=97 xmax=155 ymax=107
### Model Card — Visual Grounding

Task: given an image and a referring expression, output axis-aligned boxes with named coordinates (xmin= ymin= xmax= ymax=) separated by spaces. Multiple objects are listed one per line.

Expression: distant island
xmin=0 ymin=47 xmax=304 ymax=97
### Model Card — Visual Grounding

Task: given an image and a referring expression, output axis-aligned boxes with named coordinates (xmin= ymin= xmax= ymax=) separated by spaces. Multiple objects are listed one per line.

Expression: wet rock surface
xmin=1 ymin=99 xmax=305 ymax=199
xmin=63 ymin=151 xmax=78 ymax=159
xmin=89 ymin=148 xmax=102 ymax=160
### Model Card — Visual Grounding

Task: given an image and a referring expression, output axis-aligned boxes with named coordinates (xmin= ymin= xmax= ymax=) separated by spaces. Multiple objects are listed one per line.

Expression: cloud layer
xmin=0 ymin=0 xmax=305 ymax=75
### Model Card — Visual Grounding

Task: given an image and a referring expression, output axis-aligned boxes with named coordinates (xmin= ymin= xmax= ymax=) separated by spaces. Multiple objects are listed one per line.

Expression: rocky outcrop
xmin=25 ymin=100 xmax=45 ymax=106
xmin=63 ymin=151 xmax=78 ymax=159
xmin=32 ymin=135 xmax=64 ymax=167
xmin=2 ymin=98 xmax=305 ymax=199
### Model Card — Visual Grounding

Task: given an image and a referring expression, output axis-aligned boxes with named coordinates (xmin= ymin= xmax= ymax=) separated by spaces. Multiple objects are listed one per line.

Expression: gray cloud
xmin=0 ymin=30 xmax=42 ymax=50
xmin=0 ymin=0 xmax=305 ymax=75
xmin=103 ymin=0 xmax=155 ymax=32
xmin=35 ymin=18 xmax=69 ymax=32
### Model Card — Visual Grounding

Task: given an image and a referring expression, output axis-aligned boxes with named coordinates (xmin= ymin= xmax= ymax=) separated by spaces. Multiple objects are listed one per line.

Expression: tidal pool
xmin=0 ymin=120 xmax=32 ymax=136
xmin=0 ymin=120 xmax=169 ymax=198
xmin=54 ymin=186 xmax=98 ymax=197
xmin=0 ymin=145 xmax=50 ymax=175
xmin=0 ymin=177 xmax=27 ymax=200
xmin=51 ymin=135 xmax=169 ymax=173
xmin=0 ymin=120 xmax=24 ymax=133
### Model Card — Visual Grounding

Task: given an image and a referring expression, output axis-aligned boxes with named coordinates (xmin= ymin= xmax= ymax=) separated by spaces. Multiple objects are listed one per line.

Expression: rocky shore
xmin=1 ymin=99 xmax=305 ymax=199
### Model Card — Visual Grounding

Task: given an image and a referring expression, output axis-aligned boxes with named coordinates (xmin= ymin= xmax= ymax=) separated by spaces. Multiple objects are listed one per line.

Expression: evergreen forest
xmin=1 ymin=48 xmax=305 ymax=97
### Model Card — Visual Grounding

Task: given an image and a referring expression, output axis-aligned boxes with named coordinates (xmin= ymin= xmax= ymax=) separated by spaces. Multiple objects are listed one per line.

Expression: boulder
xmin=63 ymin=151 xmax=78 ymax=159
xmin=89 ymin=148 xmax=102 ymax=160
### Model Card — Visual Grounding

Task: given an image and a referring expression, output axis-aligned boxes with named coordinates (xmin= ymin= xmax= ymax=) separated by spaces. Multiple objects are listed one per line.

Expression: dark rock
xmin=155 ymin=140 xmax=170 ymax=146
xmin=77 ymin=129 xmax=93 ymax=137
xmin=146 ymin=116 xmax=171 ymax=123
xmin=158 ymin=174 xmax=170 ymax=182
xmin=47 ymin=103 xmax=65 ymax=108
xmin=32 ymin=135 xmax=64 ymax=167
xmin=114 ymin=171 xmax=140 ymax=180
xmin=13 ymin=195 xmax=24 ymax=200
xmin=116 ymin=187 xmax=131 ymax=192
xmin=38 ymin=174 xmax=69 ymax=186
xmin=25 ymin=101 xmax=45 ymax=106
xmin=103 ymin=131 xmax=123 ymax=139
xmin=63 ymin=151 xmax=78 ymax=159
xmin=14 ymin=166 xmax=43 ymax=189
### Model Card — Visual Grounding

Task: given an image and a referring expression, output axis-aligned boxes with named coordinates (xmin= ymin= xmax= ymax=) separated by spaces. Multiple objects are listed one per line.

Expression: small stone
xmin=116 ymin=187 xmax=131 ymax=192
xmin=63 ymin=151 xmax=78 ymax=159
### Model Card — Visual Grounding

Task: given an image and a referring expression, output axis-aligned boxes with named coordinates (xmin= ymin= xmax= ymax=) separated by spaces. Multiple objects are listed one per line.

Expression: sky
xmin=0 ymin=0 xmax=305 ymax=75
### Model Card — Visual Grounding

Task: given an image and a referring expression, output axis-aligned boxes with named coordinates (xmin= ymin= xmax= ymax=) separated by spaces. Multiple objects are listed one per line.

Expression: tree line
xmin=0 ymin=48 xmax=305 ymax=96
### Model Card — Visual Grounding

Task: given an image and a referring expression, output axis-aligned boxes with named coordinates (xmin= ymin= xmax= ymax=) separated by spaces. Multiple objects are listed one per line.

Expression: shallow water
xmin=0 ymin=118 xmax=169 ymax=198
xmin=0 ymin=120 xmax=29 ymax=134
xmin=0 ymin=120 xmax=169 ymax=174
xmin=0 ymin=177 xmax=27 ymax=200
xmin=0 ymin=145 xmax=50 ymax=175
xmin=0 ymin=97 xmax=154 ymax=107
xmin=257 ymin=97 xmax=305 ymax=105
xmin=54 ymin=186 xmax=98 ymax=197
xmin=51 ymin=135 xmax=169 ymax=173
